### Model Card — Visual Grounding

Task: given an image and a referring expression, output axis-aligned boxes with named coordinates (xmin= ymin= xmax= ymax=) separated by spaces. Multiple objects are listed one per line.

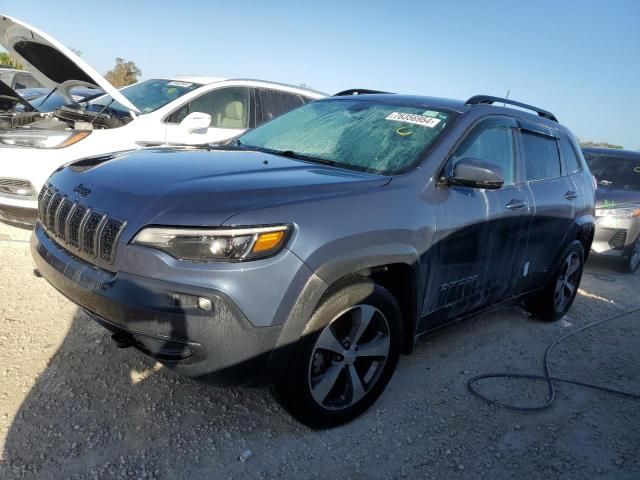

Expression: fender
xmin=257 ymin=243 xmax=421 ymax=385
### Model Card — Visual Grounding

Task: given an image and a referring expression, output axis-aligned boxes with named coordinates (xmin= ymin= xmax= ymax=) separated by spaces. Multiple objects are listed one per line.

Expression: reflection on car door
xmin=422 ymin=116 xmax=533 ymax=329
xmin=519 ymin=121 xmax=576 ymax=288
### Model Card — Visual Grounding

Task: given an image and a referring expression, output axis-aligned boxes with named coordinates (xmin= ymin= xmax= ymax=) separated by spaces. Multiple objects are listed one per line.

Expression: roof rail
xmin=334 ymin=89 xmax=392 ymax=96
xmin=465 ymin=95 xmax=558 ymax=122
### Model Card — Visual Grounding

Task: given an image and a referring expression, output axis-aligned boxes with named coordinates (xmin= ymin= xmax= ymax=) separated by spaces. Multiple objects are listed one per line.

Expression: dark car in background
xmin=15 ymin=86 xmax=102 ymax=112
xmin=583 ymin=147 xmax=640 ymax=272
xmin=32 ymin=92 xmax=595 ymax=427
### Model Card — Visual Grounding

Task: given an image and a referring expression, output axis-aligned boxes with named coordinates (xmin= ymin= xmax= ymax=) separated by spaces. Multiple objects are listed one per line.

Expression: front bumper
xmin=31 ymin=224 xmax=289 ymax=386
xmin=591 ymin=216 xmax=640 ymax=259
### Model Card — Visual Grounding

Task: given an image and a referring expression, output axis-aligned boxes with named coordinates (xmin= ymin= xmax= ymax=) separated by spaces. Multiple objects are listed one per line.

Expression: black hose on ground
xmin=467 ymin=307 xmax=640 ymax=410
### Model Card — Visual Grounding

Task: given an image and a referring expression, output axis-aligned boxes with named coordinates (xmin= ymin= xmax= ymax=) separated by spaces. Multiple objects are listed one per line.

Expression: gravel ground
xmin=0 ymin=221 xmax=638 ymax=480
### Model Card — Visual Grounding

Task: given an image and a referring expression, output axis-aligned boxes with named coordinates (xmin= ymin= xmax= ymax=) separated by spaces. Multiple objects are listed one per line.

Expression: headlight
xmin=595 ymin=206 xmax=640 ymax=218
xmin=0 ymin=130 xmax=91 ymax=149
xmin=132 ymin=225 xmax=290 ymax=262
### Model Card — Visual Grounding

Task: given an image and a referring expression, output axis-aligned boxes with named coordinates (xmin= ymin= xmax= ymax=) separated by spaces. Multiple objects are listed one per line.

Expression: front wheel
xmin=273 ymin=281 xmax=402 ymax=429
xmin=525 ymin=240 xmax=585 ymax=321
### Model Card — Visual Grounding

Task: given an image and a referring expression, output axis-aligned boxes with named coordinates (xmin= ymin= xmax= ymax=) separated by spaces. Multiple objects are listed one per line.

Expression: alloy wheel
xmin=308 ymin=304 xmax=391 ymax=410
xmin=554 ymin=252 xmax=581 ymax=312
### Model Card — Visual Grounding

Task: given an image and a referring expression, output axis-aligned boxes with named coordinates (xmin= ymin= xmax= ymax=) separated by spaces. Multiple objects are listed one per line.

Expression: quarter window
xmin=559 ymin=137 xmax=582 ymax=174
xmin=166 ymin=87 xmax=249 ymax=129
xmin=522 ymin=131 xmax=561 ymax=181
xmin=451 ymin=120 xmax=516 ymax=185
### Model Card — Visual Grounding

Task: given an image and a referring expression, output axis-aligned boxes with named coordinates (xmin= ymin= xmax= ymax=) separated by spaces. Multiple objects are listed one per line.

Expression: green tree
xmin=579 ymin=140 xmax=624 ymax=149
xmin=0 ymin=51 xmax=24 ymax=69
xmin=104 ymin=58 xmax=141 ymax=87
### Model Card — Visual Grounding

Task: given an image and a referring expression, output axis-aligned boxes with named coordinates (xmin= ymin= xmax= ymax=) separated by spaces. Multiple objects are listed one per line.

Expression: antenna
xmin=503 ymin=89 xmax=510 ymax=107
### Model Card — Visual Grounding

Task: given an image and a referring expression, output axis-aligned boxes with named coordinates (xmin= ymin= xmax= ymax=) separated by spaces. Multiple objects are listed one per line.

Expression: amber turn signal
xmin=252 ymin=231 xmax=286 ymax=253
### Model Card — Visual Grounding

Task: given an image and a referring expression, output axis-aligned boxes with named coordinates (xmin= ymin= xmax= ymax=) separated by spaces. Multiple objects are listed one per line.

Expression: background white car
xmin=0 ymin=14 xmax=325 ymax=226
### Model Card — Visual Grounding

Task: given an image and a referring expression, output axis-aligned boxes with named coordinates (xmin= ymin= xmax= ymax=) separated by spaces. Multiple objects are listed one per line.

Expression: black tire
xmin=622 ymin=237 xmax=640 ymax=273
xmin=525 ymin=240 xmax=585 ymax=322
xmin=273 ymin=281 xmax=402 ymax=429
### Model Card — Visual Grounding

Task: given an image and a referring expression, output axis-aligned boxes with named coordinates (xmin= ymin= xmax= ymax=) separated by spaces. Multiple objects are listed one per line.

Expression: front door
xmin=422 ymin=116 xmax=532 ymax=327
xmin=164 ymin=86 xmax=251 ymax=145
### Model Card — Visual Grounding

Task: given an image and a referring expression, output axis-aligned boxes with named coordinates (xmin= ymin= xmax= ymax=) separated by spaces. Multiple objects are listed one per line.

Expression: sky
xmin=1 ymin=0 xmax=638 ymax=149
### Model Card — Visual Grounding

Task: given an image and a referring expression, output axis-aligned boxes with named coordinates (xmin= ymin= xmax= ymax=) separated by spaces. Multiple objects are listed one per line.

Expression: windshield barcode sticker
xmin=386 ymin=112 xmax=441 ymax=128
xmin=167 ymin=81 xmax=193 ymax=88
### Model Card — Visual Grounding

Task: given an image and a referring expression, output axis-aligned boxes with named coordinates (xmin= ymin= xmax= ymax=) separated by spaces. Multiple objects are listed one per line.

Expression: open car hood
xmin=0 ymin=78 xmax=33 ymax=111
xmin=0 ymin=14 xmax=141 ymax=114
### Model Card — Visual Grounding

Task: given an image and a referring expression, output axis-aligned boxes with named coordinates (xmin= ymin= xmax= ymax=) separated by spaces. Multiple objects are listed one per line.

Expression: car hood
xmin=0 ymin=14 xmax=140 ymax=114
xmin=0 ymin=78 xmax=33 ymax=111
xmin=595 ymin=187 xmax=640 ymax=209
xmin=47 ymin=148 xmax=390 ymax=230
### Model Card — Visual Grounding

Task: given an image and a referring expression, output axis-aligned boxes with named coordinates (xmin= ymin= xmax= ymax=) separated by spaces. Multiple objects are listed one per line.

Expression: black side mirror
xmin=449 ymin=158 xmax=504 ymax=190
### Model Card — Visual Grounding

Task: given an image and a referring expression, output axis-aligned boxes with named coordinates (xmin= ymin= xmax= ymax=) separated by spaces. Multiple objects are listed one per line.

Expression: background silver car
xmin=583 ymin=147 xmax=640 ymax=272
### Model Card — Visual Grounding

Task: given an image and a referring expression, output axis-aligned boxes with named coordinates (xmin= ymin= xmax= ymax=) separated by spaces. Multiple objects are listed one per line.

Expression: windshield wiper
xmin=273 ymin=149 xmax=340 ymax=166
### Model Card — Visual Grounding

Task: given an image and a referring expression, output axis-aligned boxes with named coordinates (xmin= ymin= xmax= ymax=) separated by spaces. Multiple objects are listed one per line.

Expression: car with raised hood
xmin=583 ymin=147 xmax=640 ymax=272
xmin=32 ymin=91 xmax=595 ymax=428
xmin=0 ymin=14 xmax=325 ymax=227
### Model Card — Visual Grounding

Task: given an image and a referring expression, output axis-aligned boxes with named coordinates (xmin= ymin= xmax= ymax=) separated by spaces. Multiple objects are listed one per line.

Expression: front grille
xmin=0 ymin=178 xmax=35 ymax=197
xmin=37 ymin=185 xmax=125 ymax=263
xmin=609 ymin=230 xmax=628 ymax=250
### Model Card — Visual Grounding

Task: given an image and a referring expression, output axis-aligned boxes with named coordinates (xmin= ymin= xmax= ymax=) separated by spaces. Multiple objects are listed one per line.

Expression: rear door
xmin=255 ymin=89 xmax=306 ymax=125
xmin=424 ymin=116 xmax=532 ymax=324
xmin=519 ymin=121 xmax=576 ymax=288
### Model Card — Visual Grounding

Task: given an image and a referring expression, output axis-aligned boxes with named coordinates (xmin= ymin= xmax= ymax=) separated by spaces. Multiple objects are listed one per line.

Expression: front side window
xmin=522 ymin=131 xmax=561 ymax=181
xmin=450 ymin=119 xmax=516 ymax=185
xmin=237 ymin=99 xmax=454 ymax=175
xmin=87 ymin=79 xmax=202 ymax=116
xmin=166 ymin=87 xmax=249 ymax=129
xmin=559 ymin=137 xmax=582 ymax=174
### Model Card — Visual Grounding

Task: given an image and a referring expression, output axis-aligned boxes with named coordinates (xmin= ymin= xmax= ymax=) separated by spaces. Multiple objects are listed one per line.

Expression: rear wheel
xmin=526 ymin=241 xmax=585 ymax=321
xmin=273 ymin=281 xmax=402 ymax=429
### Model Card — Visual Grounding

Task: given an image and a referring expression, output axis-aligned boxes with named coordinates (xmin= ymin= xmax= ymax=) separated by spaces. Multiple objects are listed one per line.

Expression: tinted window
xmin=559 ymin=137 xmax=581 ymax=174
xmin=258 ymin=89 xmax=305 ymax=123
xmin=167 ymin=87 xmax=249 ymax=129
xmin=238 ymin=99 xmax=453 ymax=175
xmin=522 ymin=132 xmax=561 ymax=181
xmin=584 ymin=152 xmax=640 ymax=191
xmin=451 ymin=120 xmax=516 ymax=185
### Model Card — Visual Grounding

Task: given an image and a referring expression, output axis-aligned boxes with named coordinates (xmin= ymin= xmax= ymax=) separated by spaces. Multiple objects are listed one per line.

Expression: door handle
xmin=564 ymin=190 xmax=578 ymax=200
xmin=506 ymin=199 xmax=527 ymax=210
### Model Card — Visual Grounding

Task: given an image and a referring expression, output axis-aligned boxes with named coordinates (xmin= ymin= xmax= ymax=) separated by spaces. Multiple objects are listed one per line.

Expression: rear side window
xmin=522 ymin=132 xmax=561 ymax=181
xmin=257 ymin=89 xmax=305 ymax=123
xmin=559 ymin=137 xmax=582 ymax=174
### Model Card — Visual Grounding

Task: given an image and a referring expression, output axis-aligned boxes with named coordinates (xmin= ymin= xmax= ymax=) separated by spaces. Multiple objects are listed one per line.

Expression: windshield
xmin=584 ymin=152 xmax=640 ymax=191
xmin=87 ymin=79 xmax=202 ymax=116
xmin=237 ymin=99 xmax=454 ymax=175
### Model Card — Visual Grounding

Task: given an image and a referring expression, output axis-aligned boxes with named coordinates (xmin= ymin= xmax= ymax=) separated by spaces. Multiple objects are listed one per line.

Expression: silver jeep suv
xmin=32 ymin=92 xmax=595 ymax=427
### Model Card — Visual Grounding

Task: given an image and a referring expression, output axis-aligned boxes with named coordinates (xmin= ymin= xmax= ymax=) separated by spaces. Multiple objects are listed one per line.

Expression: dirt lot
xmin=0 ymin=221 xmax=638 ymax=480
